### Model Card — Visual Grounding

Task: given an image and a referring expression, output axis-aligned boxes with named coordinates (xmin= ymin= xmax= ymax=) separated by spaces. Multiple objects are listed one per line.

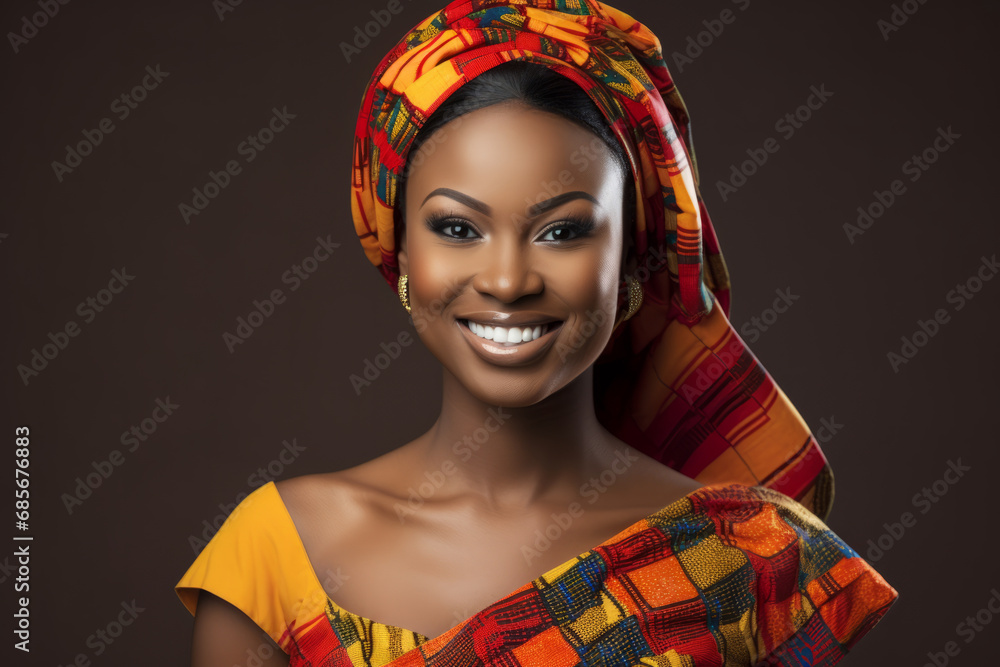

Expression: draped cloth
xmin=350 ymin=0 xmax=835 ymax=519
xmin=175 ymin=481 xmax=899 ymax=666
xmin=174 ymin=4 xmax=900 ymax=664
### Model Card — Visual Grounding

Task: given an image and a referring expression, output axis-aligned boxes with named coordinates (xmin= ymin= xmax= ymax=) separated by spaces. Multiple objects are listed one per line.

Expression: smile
xmin=456 ymin=318 xmax=564 ymax=367
xmin=461 ymin=319 xmax=557 ymax=344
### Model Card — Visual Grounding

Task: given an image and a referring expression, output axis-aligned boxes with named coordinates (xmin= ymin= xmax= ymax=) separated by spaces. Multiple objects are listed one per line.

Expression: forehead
xmin=404 ymin=102 xmax=622 ymax=210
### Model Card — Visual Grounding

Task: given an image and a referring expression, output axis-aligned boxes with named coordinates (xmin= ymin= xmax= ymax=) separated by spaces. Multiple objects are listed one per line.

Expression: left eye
xmin=538 ymin=217 xmax=594 ymax=242
xmin=539 ymin=225 xmax=580 ymax=242
xmin=439 ymin=221 xmax=478 ymax=239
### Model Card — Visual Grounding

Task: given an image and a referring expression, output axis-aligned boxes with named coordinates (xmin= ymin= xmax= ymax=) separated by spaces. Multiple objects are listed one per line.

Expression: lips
xmin=460 ymin=319 xmax=560 ymax=344
xmin=456 ymin=317 xmax=564 ymax=367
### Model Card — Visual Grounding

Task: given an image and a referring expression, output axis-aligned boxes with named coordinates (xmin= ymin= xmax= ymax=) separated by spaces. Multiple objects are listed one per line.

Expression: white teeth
xmin=465 ymin=320 xmax=553 ymax=344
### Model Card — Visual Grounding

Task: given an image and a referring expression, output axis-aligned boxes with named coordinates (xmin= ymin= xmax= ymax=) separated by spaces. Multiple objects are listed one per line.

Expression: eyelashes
xmin=424 ymin=210 xmax=596 ymax=242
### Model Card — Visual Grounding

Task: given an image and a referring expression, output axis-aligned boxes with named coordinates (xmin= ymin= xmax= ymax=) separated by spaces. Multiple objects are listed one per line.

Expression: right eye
xmin=426 ymin=215 xmax=481 ymax=241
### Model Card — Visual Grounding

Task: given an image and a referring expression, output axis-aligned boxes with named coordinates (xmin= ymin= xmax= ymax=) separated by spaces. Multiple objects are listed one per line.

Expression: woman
xmin=175 ymin=1 xmax=898 ymax=664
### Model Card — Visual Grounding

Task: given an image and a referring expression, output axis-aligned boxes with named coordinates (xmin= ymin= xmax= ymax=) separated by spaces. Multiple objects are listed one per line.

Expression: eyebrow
xmin=420 ymin=188 xmax=600 ymax=217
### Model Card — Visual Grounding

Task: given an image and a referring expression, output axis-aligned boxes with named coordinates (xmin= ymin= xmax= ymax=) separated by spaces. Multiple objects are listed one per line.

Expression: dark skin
xmin=190 ymin=101 xmax=703 ymax=663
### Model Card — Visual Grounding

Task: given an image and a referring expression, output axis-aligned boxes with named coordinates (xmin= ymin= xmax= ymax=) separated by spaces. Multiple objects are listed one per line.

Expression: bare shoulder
xmin=272 ymin=450 xmax=414 ymax=534
xmin=602 ymin=442 xmax=706 ymax=512
xmin=642 ymin=456 xmax=705 ymax=493
xmin=272 ymin=470 xmax=365 ymax=523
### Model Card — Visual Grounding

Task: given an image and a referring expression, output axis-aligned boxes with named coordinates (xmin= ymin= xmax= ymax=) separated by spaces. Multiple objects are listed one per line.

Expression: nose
xmin=472 ymin=240 xmax=544 ymax=303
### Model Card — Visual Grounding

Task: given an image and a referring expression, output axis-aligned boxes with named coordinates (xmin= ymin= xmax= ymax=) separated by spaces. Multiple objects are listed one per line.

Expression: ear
xmin=620 ymin=227 xmax=638 ymax=276
xmin=396 ymin=223 xmax=408 ymax=276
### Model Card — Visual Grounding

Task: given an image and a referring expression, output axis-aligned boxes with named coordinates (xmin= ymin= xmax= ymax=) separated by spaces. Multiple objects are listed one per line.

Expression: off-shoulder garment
xmin=175 ymin=480 xmax=897 ymax=666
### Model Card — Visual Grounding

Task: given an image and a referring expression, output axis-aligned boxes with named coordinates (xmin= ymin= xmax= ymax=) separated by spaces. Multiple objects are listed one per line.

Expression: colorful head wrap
xmin=351 ymin=0 xmax=835 ymax=520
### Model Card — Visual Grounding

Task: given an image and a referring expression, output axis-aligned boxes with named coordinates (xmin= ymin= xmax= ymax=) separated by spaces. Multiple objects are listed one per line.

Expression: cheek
xmin=545 ymin=250 xmax=621 ymax=358
xmin=556 ymin=248 xmax=620 ymax=307
xmin=407 ymin=247 xmax=463 ymax=325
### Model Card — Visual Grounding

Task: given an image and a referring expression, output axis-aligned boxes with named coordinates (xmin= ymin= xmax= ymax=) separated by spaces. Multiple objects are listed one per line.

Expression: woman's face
xmin=399 ymin=101 xmax=628 ymax=407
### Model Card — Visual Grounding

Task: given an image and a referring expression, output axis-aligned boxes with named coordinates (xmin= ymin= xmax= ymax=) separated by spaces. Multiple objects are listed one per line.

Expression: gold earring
xmin=622 ymin=274 xmax=643 ymax=321
xmin=397 ymin=274 xmax=411 ymax=313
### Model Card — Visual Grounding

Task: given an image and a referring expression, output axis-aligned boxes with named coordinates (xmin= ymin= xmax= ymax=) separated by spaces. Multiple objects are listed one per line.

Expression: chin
xmin=461 ymin=371 xmax=570 ymax=409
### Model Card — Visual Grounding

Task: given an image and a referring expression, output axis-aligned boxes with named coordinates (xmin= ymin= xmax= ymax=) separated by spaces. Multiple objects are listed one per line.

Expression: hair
xmin=395 ymin=60 xmax=637 ymax=250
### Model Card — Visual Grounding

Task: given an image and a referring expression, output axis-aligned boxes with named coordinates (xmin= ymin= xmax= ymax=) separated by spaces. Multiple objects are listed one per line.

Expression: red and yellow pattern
xmin=175 ymin=481 xmax=898 ymax=665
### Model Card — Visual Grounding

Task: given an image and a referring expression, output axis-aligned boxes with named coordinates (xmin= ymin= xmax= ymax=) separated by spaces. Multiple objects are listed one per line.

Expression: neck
xmin=415 ymin=365 xmax=622 ymax=511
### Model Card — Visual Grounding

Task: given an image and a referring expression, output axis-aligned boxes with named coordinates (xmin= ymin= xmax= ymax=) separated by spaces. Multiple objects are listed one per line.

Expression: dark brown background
xmin=2 ymin=0 xmax=997 ymax=665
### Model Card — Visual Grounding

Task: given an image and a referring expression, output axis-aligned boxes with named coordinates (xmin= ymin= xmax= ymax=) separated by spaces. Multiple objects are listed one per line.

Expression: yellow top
xmin=175 ymin=481 xmax=329 ymax=651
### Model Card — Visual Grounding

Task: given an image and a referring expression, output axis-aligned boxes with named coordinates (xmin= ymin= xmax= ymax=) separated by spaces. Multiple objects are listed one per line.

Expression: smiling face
xmin=397 ymin=101 xmax=630 ymax=407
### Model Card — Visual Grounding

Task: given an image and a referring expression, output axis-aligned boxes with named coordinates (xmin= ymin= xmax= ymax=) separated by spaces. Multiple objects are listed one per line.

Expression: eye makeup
xmin=424 ymin=210 xmax=597 ymax=242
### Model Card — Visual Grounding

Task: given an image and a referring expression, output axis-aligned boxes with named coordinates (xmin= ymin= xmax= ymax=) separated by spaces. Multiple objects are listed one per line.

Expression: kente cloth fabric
xmin=174 ymin=480 xmax=899 ymax=666
xmin=350 ymin=0 xmax=837 ymax=521
xmin=173 ymin=0 xmax=901 ymax=663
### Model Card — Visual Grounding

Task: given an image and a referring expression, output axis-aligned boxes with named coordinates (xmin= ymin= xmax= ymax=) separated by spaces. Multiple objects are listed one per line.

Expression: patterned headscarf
xmin=351 ymin=0 xmax=835 ymax=520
